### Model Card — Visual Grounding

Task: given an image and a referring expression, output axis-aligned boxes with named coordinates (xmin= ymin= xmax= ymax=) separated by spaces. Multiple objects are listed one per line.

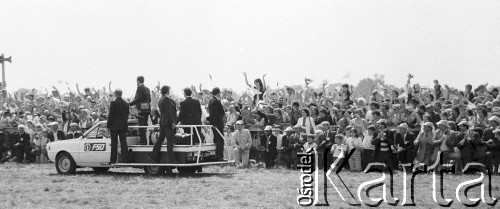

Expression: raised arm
xmin=262 ymin=74 xmax=267 ymax=92
xmin=243 ymin=72 xmax=252 ymax=89
xmin=75 ymin=83 xmax=83 ymax=97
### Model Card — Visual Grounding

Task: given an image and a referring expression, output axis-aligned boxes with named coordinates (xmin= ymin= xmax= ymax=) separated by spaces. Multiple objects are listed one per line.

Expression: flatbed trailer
xmin=47 ymin=121 xmax=230 ymax=175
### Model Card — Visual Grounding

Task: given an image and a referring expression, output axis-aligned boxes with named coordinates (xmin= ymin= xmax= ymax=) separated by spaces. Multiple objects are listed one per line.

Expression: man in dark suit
xmin=13 ymin=125 xmax=31 ymax=163
xmin=129 ymin=76 xmax=151 ymax=145
xmin=317 ymin=121 xmax=336 ymax=169
xmin=394 ymin=123 xmax=416 ymax=167
xmin=47 ymin=122 xmax=66 ymax=142
xmin=107 ymin=89 xmax=130 ymax=164
xmin=260 ymin=126 xmax=278 ymax=168
xmin=177 ymin=88 xmax=202 ymax=144
xmin=150 ymin=85 xmax=178 ymax=163
xmin=207 ymin=87 xmax=225 ymax=160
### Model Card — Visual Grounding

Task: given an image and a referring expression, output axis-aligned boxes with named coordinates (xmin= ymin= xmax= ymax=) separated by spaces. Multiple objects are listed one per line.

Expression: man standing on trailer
xmin=207 ymin=87 xmax=225 ymax=160
xmin=177 ymin=88 xmax=203 ymax=144
xmin=107 ymin=89 xmax=130 ymax=164
xmin=129 ymin=76 xmax=151 ymax=145
xmin=150 ymin=85 xmax=178 ymax=163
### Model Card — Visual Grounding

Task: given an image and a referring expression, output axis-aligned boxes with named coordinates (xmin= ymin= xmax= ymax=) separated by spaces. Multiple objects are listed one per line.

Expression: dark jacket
xmin=158 ymin=95 xmax=177 ymax=127
xmin=129 ymin=84 xmax=151 ymax=110
xmin=483 ymin=127 xmax=500 ymax=151
xmin=260 ymin=134 xmax=278 ymax=153
xmin=456 ymin=131 xmax=473 ymax=158
xmin=107 ymin=97 xmax=130 ymax=131
xmin=317 ymin=130 xmax=336 ymax=150
xmin=281 ymin=134 xmax=291 ymax=153
xmin=207 ymin=97 xmax=225 ymax=128
xmin=177 ymin=97 xmax=202 ymax=125
xmin=394 ymin=132 xmax=415 ymax=152
xmin=371 ymin=130 xmax=395 ymax=159
xmin=47 ymin=130 xmax=66 ymax=142
xmin=14 ymin=132 xmax=31 ymax=146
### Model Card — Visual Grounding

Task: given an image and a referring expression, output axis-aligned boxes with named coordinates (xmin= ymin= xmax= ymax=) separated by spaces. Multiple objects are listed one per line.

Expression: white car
xmin=47 ymin=120 xmax=227 ymax=175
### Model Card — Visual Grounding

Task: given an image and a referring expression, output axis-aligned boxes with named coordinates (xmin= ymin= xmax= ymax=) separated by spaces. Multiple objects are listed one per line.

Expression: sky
xmin=1 ymin=0 xmax=500 ymax=97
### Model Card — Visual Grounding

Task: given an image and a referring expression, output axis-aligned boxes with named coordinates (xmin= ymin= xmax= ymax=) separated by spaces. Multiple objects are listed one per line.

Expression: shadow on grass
xmin=48 ymin=171 xmax=237 ymax=179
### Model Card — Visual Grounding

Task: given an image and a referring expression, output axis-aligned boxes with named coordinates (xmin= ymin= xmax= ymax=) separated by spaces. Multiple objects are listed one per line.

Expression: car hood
xmin=48 ymin=138 xmax=81 ymax=145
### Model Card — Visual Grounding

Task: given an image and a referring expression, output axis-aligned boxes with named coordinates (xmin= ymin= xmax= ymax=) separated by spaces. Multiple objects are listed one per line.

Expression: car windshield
xmin=85 ymin=124 xmax=110 ymax=139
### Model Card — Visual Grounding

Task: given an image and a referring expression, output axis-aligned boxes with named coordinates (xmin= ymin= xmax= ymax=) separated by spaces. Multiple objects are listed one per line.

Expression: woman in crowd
xmin=296 ymin=108 xmax=317 ymax=135
xmin=243 ymin=72 xmax=267 ymax=106
xmin=78 ymin=109 xmax=93 ymax=133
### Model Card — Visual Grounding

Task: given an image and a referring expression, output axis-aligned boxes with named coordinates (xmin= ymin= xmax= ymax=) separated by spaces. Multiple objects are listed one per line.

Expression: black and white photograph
xmin=1 ymin=0 xmax=500 ymax=208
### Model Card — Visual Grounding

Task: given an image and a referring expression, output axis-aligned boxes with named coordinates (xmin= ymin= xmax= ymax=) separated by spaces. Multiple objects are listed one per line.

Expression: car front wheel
xmin=56 ymin=152 xmax=77 ymax=175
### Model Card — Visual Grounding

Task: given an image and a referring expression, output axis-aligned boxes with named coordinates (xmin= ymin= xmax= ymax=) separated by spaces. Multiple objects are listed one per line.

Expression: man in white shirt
xmin=232 ymin=120 xmax=252 ymax=168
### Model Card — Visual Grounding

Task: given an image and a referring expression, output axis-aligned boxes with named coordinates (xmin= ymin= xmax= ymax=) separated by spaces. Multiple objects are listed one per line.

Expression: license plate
xmin=201 ymin=152 xmax=210 ymax=158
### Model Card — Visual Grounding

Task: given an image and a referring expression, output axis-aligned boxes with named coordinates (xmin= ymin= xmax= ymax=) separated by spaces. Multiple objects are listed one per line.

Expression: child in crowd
xmin=346 ymin=128 xmax=363 ymax=171
xmin=223 ymin=125 xmax=235 ymax=161
xmin=303 ymin=134 xmax=317 ymax=151
xmin=329 ymin=134 xmax=347 ymax=171
xmin=361 ymin=125 xmax=377 ymax=170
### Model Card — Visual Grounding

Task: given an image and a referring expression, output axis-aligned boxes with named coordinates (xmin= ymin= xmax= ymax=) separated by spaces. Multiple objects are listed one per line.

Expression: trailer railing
xmin=128 ymin=125 xmax=228 ymax=163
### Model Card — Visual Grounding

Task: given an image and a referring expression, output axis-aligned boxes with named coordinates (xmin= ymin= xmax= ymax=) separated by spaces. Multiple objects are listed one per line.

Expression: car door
xmin=79 ymin=123 xmax=112 ymax=163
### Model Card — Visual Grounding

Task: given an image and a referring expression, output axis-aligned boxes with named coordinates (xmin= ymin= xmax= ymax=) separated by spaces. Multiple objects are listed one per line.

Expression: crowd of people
xmin=1 ymin=73 xmax=500 ymax=175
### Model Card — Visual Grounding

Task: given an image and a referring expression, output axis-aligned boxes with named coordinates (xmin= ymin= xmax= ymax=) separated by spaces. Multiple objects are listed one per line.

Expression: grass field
xmin=1 ymin=163 xmax=499 ymax=209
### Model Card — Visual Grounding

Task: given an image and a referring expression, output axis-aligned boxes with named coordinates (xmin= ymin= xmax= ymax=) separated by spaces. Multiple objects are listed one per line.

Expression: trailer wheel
xmin=177 ymin=166 xmax=198 ymax=174
xmin=144 ymin=166 xmax=165 ymax=176
xmin=92 ymin=167 xmax=110 ymax=173
xmin=55 ymin=152 xmax=77 ymax=175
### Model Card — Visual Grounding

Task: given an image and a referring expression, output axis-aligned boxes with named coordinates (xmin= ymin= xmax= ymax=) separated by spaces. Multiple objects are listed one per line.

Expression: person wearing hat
xmin=483 ymin=116 xmax=500 ymax=174
xmin=47 ymin=122 xmax=65 ymax=142
xmin=280 ymin=127 xmax=293 ymax=169
xmin=372 ymin=119 xmax=395 ymax=169
xmin=207 ymin=87 xmax=225 ymax=160
xmin=393 ymin=123 xmax=416 ymax=167
xmin=13 ymin=125 xmax=31 ymax=163
xmin=260 ymin=125 xmax=277 ymax=169
xmin=65 ymin=123 xmax=82 ymax=139
xmin=289 ymin=124 xmax=306 ymax=169
xmin=233 ymin=120 xmax=252 ymax=168
xmin=274 ymin=125 xmax=288 ymax=168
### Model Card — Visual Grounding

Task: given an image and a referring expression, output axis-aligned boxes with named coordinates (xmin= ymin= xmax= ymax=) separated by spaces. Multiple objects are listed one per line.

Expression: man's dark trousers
xmin=151 ymin=126 xmax=175 ymax=162
xmin=138 ymin=113 xmax=149 ymax=145
xmin=110 ymin=130 xmax=128 ymax=163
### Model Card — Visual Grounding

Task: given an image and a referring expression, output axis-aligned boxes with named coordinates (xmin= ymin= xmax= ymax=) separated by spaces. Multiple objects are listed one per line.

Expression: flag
xmin=467 ymin=102 xmax=477 ymax=110
xmin=342 ymin=72 xmax=351 ymax=79
xmin=305 ymin=78 xmax=313 ymax=85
